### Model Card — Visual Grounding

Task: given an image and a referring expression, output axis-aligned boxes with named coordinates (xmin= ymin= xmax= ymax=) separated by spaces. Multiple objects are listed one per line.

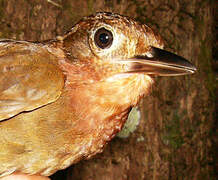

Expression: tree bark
xmin=0 ymin=0 xmax=216 ymax=179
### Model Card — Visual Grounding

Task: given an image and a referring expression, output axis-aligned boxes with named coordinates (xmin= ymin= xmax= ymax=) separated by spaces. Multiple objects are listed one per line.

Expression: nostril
xmin=144 ymin=51 xmax=154 ymax=58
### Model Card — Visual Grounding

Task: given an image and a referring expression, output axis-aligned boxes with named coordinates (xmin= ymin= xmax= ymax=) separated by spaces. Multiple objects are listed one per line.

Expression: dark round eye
xmin=94 ymin=28 xmax=113 ymax=49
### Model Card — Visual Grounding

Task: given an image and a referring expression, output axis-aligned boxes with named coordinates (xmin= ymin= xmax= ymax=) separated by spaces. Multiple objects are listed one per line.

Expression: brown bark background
xmin=0 ymin=0 xmax=216 ymax=179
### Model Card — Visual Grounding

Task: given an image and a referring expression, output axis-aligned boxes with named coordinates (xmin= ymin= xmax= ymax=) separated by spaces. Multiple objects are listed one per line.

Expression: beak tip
xmin=188 ymin=62 xmax=197 ymax=73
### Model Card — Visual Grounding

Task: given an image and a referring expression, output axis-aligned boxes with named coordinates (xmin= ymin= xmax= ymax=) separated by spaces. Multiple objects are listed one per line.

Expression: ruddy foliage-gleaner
xmin=0 ymin=12 xmax=196 ymax=177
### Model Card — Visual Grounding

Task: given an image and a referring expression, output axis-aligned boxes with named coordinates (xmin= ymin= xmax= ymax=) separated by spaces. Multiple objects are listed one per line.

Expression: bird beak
xmin=124 ymin=46 xmax=196 ymax=76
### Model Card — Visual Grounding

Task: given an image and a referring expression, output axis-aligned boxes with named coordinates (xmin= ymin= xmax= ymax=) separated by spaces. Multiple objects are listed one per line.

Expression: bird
xmin=0 ymin=12 xmax=196 ymax=178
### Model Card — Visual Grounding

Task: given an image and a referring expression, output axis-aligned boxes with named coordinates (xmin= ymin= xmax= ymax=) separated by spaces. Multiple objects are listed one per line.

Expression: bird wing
xmin=0 ymin=40 xmax=65 ymax=121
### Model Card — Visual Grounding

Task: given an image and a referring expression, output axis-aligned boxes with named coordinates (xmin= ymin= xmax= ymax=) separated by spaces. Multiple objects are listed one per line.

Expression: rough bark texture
xmin=0 ymin=0 xmax=216 ymax=179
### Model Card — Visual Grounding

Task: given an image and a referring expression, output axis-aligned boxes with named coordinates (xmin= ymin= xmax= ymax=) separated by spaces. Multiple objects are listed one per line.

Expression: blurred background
xmin=0 ymin=0 xmax=216 ymax=179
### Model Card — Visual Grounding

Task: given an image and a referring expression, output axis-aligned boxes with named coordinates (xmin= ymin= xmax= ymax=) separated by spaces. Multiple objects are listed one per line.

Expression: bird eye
xmin=94 ymin=28 xmax=113 ymax=49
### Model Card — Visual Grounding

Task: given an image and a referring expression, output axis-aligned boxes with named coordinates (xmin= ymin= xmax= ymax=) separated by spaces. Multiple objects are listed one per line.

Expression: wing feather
xmin=0 ymin=40 xmax=65 ymax=121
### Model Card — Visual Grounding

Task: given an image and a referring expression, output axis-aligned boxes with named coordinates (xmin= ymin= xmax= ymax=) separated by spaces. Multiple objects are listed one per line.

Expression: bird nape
xmin=0 ymin=12 xmax=196 ymax=177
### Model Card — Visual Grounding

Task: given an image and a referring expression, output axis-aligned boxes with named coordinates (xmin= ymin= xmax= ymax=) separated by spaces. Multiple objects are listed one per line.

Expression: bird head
xmin=59 ymin=12 xmax=196 ymax=84
xmin=55 ymin=12 xmax=196 ymax=110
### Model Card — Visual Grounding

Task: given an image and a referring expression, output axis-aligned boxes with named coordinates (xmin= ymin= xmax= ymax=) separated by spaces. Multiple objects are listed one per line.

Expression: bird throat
xmin=58 ymin=58 xmax=153 ymax=155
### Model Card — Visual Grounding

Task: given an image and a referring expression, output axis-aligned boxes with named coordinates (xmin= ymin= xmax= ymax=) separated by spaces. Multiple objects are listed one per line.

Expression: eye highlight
xmin=94 ymin=28 xmax=113 ymax=49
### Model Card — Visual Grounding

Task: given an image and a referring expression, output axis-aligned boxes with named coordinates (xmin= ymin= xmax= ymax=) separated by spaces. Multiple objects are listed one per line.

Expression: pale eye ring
xmin=94 ymin=28 xmax=113 ymax=49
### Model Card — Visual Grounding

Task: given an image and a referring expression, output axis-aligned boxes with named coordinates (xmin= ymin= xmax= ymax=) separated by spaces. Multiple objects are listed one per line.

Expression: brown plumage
xmin=0 ymin=12 xmax=196 ymax=177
